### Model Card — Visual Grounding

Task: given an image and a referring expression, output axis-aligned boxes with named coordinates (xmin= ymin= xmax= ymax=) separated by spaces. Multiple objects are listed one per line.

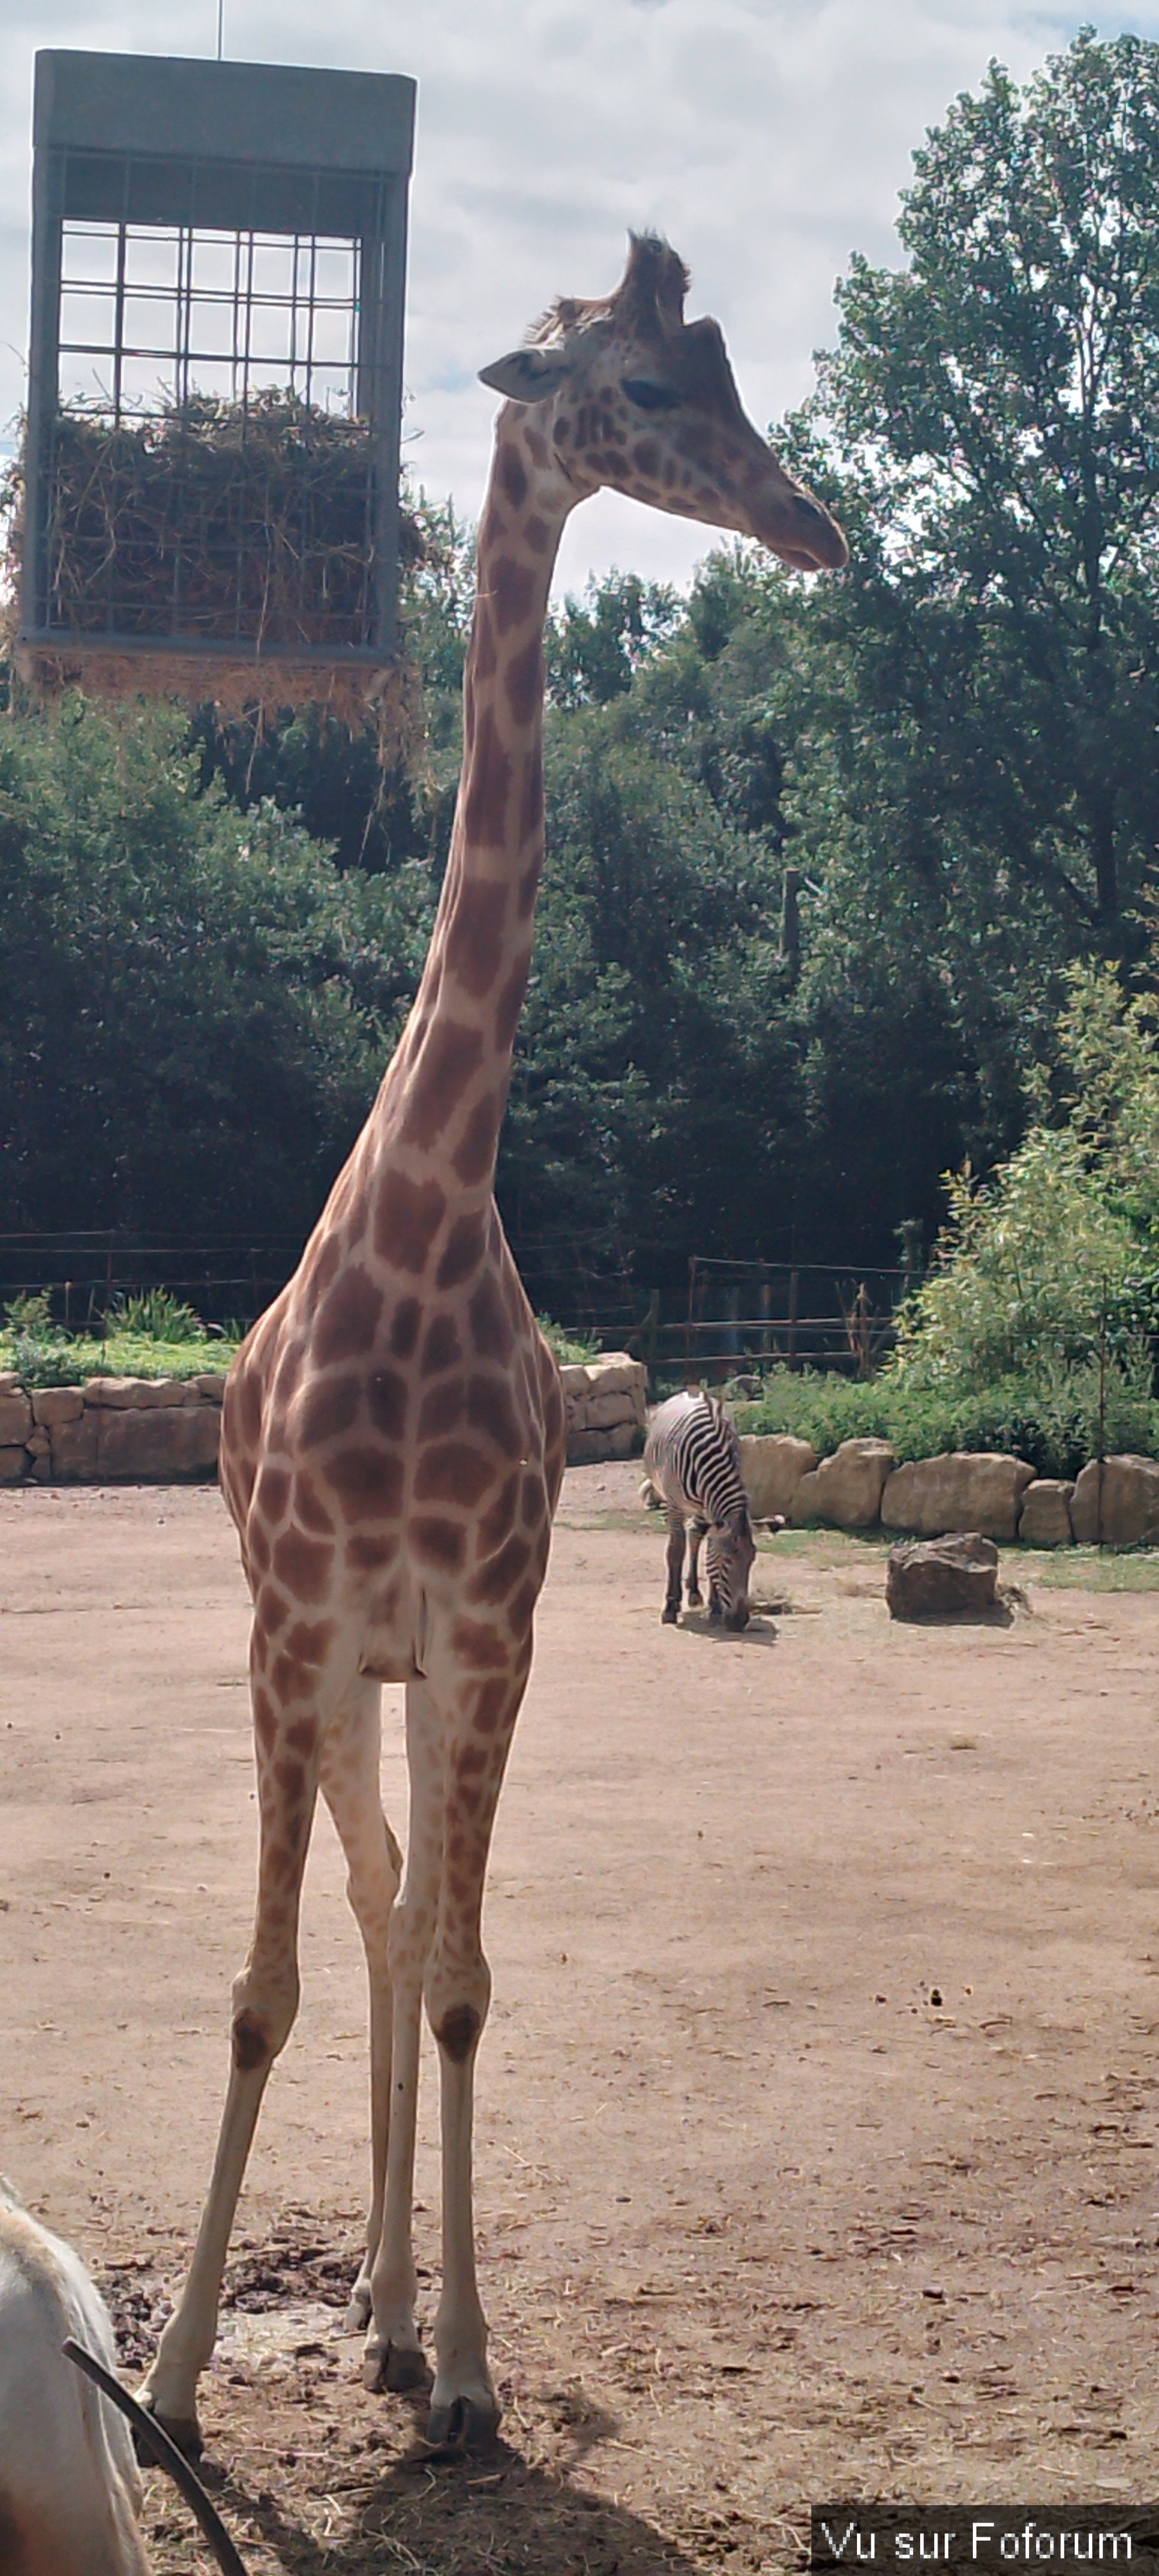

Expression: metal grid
xmin=58 ymin=220 xmax=361 ymax=419
xmin=21 ymin=52 xmax=415 ymax=674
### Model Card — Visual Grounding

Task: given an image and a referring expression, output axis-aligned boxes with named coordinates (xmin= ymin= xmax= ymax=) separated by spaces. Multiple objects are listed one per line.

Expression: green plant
xmin=536 ymin=1315 xmax=601 ymax=1365
xmin=111 ymin=1289 xmax=204 ymax=1343
xmin=3 ymin=1291 xmax=57 ymax=1340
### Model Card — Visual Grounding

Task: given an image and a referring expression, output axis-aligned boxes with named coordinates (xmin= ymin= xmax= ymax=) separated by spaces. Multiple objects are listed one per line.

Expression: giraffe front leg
xmin=422 ymin=1651 xmax=531 ymax=2448
xmin=139 ymin=1646 xmax=319 ymax=2453
xmin=363 ymin=1674 xmax=442 ymax=2396
xmin=663 ymin=1511 xmax=686 ymax=1622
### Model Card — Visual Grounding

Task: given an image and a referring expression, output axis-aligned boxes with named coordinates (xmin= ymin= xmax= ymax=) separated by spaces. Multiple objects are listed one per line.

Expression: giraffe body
xmin=140 ymin=233 xmax=845 ymax=2454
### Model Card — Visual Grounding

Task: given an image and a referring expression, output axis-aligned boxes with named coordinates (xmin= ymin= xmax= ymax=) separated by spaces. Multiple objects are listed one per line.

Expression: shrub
xmin=733 ymin=1358 xmax=1159 ymax=1480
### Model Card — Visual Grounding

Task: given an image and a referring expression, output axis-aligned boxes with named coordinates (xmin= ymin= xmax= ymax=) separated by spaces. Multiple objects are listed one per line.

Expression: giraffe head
xmin=479 ymin=232 xmax=847 ymax=573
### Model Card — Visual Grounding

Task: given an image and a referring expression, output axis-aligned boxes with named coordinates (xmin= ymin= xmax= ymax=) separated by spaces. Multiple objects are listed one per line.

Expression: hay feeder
xmin=17 ymin=50 xmax=415 ymax=719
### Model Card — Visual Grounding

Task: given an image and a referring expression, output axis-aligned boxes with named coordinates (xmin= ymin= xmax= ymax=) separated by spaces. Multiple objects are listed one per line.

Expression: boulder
xmin=1018 ymin=1479 xmax=1075 ymax=1547
xmin=30 ymin=1386 xmax=84 ymax=1426
xmin=0 ymin=1444 xmax=28 ymax=1484
xmin=791 ymin=1437 xmax=896 ymax=1530
xmin=881 ymin=1452 xmax=1035 ymax=1542
xmin=886 ymin=1533 xmax=1000 ymax=1622
xmin=0 ymin=1371 xmax=23 ymax=1397
xmin=97 ymin=1403 xmax=220 ymax=1480
xmin=84 ymin=1376 xmax=187 ymax=1408
xmin=1071 ymin=1455 xmax=1159 ymax=1548
xmin=188 ymin=1373 xmax=228 ymax=1402
xmin=558 ymin=1363 xmax=591 ymax=1404
xmin=0 ymin=1392 xmax=33 ymax=1446
xmin=740 ymin=1434 xmax=816 ymax=1522
xmin=26 ymin=1428 xmax=51 ymax=1459
xmin=585 ymin=1389 xmax=639 ymax=1432
xmin=583 ymin=1354 xmax=642 ymax=1400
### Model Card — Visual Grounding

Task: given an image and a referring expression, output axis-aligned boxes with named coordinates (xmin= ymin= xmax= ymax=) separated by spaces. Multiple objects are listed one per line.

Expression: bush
xmin=733 ymin=1359 xmax=1159 ymax=1481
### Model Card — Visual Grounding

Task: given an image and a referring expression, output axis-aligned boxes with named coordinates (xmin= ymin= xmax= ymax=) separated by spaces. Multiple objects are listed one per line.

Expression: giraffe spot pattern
xmin=324 ymin=1445 xmax=404 ymax=1520
xmin=299 ymin=1374 xmax=359 ymax=1447
xmin=271 ymin=1528 xmax=332 ymax=1601
xmin=417 ymin=1374 xmax=467 ymax=1441
xmin=373 ymin=1170 xmax=448 ymax=1274
xmin=390 ymin=1296 xmax=421 ymax=1357
xmin=412 ymin=1515 xmax=467 ymax=1571
xmin=505 ymin=632 xmax=542 ymax=728
xmin=420 ymin=1312 xmax=462 ymax=1375
xmin=292 ymin=1473 xmax=334 ymax=1535
xmin=462 ymin=708 xmax=512 ymax=850
xmin=498 ymin=448 xmax=528 ymax=509
xmin=315 ymin=1269 xmax=384 ymax=1366
xmin=368 ymin=1368 xmax=408 ymax=1440
xmin=436 ymin=1213 xmax=486 ymax=1290
xmin=467 ymin=1370 xmax=522 ymax=1455
xmin=495 ymin=958 xmax=529 ymax=1053
xmin=404 ymin=1019 xmax=484 ymax=1146
xmin=414 ymin=1441 xmax=496 ymax=1507
xmin=443 ymin=878 xmax=509 ymax=998
xmin=453 ymin=1092 xmax=499 ymax=1187
xmin=489 ymin=551 xmax=533 ymax=631
xmin=469 ymin=1274 xmax=516 ymax=1362
xmin=469 ymin=1531 xmax=531 ymax=1604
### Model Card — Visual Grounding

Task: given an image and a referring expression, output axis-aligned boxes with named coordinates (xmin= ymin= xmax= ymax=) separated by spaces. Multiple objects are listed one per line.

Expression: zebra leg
xmin=686 ymin=1519 xmax=707 ymax=1608
xmin=663 ymin=1511 xmax=686 ymax=1624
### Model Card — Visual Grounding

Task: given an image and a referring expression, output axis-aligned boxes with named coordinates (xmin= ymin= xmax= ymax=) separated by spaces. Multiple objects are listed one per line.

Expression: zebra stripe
xmin=643 ymin=1389 xmax=755 ymax=1628
xmin=644 ymin=1389 xmax=748 ymax=1524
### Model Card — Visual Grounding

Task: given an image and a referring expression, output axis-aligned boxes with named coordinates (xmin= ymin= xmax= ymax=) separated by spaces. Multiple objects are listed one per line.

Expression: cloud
xmin=1 ymin=0 xmax=1155 ymax=597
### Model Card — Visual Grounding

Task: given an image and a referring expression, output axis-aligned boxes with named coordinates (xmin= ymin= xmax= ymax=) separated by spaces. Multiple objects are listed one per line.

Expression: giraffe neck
xmin=372 ymin=412 xmax=571 ymax=1208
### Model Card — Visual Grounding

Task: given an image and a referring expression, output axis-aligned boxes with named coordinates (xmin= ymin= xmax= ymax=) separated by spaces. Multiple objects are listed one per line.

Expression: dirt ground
xmin=4 ymin=1470 xmax=1159 ymax=2573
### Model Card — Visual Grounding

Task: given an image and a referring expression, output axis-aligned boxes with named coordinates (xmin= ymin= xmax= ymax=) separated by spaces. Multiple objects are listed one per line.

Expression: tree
xmin=796 ymin=29 xmax=1159 ymax=949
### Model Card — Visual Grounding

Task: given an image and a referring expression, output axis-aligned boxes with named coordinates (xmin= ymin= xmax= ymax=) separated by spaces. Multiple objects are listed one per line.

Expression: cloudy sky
xmin=3 ymin=0 xmax=1157 ymax=599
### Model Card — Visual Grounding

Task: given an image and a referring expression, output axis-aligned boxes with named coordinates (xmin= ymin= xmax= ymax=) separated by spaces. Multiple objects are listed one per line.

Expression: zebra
xmin=643 ymin=1388 xmax=759 ymax=1631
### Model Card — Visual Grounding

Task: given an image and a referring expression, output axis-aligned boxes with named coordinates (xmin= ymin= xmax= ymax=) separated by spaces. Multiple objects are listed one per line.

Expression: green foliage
xmin=536 ymin=1315 xmax=601 ymax=1364
xmin=0 ymin=696 xmax=433 ymax=1238
xmin=111 ymin=1289 xmax=203 ymax=1343
xmin=735 ymin=1358 xmax=1159 ymax=1480
xmin=890 ymin=1128 xmax=1138 ymax=1388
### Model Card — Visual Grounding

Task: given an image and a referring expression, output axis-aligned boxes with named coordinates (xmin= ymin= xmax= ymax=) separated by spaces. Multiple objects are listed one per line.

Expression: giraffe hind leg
xmin=363 ymin=1674 xmax=442 ymax=2398
xmin=317 ymin=1679 xmax=402 ymax=2335
xmin=422 ymin=1643 xmax=532 ymax=2448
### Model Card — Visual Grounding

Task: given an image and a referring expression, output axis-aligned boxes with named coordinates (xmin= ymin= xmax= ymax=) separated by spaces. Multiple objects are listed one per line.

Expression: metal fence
xmin=0 ymin=1235 xmax=914 ymax=1380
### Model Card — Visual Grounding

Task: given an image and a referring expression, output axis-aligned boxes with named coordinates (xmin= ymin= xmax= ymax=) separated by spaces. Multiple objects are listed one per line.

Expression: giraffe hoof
xmin=426 ymin=2390 xmax=502 ymax=2451
xmin=133 ymin=2393 xmax=203 ymax=2465
xmin=363 ymin=2336 xmax=431 ymax=2395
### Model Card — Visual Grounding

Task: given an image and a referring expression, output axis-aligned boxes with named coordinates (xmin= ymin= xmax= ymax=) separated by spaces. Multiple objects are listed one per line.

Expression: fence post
xmin=1097 ymin=1277 xmax=1107 ymax=1548
xmin=787 ymin=1269 xmax=799 ymax=1370
xmin=685 ymin=1256 xmax=697 ymax=1381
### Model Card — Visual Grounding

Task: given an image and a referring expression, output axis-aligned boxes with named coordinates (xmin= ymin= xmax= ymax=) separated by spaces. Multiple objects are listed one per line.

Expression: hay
xmin=5 ymin=391 xmax=428 ymax=748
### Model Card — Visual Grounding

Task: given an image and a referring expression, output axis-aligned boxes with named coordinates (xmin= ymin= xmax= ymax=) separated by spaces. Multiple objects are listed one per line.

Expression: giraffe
xmin=139 ymin=231 xmax=847 ymax=2458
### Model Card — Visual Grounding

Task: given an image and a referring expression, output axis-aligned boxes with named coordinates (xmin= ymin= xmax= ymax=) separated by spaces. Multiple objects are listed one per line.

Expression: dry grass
xmin=5 ymin=393 xmax=428 ymax=739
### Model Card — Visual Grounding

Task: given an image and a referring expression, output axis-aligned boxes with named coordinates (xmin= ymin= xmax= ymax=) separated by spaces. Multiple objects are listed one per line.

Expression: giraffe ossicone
xmin=138 ymin=233 xmax=845 ymax=2457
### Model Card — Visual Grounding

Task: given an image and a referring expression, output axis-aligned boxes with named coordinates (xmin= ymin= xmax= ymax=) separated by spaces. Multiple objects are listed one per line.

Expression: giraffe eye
xmin=622 ymin=378 xmax=681 ymax=412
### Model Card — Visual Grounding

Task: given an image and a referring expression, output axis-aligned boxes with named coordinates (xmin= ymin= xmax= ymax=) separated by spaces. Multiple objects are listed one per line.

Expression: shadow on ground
xmin=205 ymin=2415 xmax=702 ymax=2576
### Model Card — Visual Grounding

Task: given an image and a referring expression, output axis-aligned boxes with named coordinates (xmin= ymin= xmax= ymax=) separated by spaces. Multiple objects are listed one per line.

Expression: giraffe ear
xmin=478 ymin=344 xmax=571 ymax=404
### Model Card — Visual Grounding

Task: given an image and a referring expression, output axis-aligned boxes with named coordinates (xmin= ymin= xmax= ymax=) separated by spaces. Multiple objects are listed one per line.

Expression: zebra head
xmin=706 ymin=1504 xmax=757 ymax=1631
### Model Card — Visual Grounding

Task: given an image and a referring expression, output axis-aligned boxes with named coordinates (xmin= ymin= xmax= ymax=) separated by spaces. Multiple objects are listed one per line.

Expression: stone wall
xmin=0 ymin=1350 xmax=648 ymax=1484
xmin=740 ymin=1432 xmax=1159 ymax=1549
xmin=0 ymin=1372 xmax=225 ymax=1484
